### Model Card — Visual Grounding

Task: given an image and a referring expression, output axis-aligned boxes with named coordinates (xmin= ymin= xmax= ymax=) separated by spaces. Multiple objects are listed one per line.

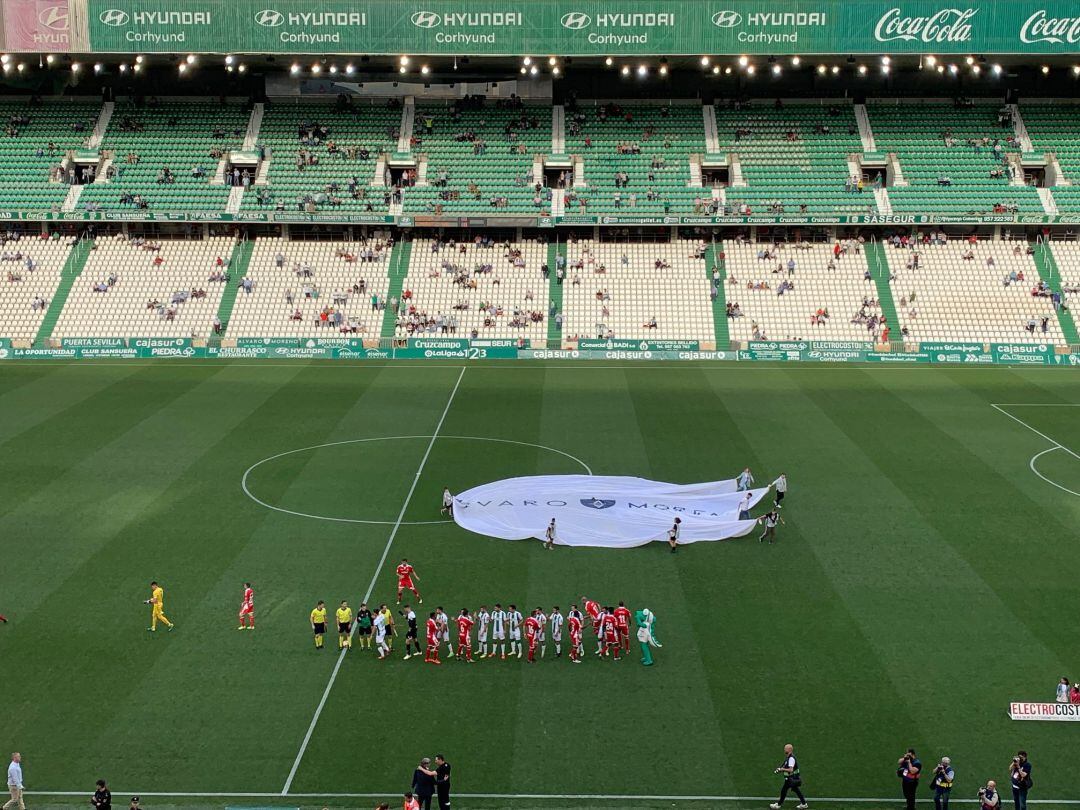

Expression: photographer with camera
xmin=768 ymin=743 xmax=808 ymax=810
xmin=978 ymin=780 xmax=1001 ymax=810
xmin=1008 ymin=751 xmax=1032 ymax=810
xmin=897 ymin=749 xmax=922 ymax=810
xmin=931 ymin=757 xmax=955 ymax=810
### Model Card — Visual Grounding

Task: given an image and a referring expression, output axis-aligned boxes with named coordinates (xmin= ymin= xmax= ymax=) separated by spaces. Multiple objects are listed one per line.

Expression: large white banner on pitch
xmin=452 ymin=475 xmax=768 ymax=548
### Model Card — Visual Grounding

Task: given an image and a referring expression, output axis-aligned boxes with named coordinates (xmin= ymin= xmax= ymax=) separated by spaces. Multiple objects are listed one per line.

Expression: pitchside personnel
xmin=435 ymin=754 xmax=452 ymax=810
xmin=770 ymin=743 xmax=808 ymax=810
xmin=898 ymin=748 xmax=922 ymax=810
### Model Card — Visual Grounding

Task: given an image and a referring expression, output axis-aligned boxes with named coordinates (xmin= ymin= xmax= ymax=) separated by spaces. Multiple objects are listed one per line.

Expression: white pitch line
xmin=1030 ymin=448 xmax=1080 ymax=498
xmin=991 ymin=404 xmax=1080 ymax=499
xmin=23 ymin=791 xmax=1080 ymax=805
xmin=280 ymin=366 xmax=467 ymax=796
xmin=991 ymin=404 xmax=1080 ymax=462
xmin=241 ymin=434 xmax=592 ymax=526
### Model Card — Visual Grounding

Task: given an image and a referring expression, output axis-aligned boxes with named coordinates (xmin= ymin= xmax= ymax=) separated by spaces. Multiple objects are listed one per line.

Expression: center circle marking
xmin=241 ymin=435 xmax=594 ymax=525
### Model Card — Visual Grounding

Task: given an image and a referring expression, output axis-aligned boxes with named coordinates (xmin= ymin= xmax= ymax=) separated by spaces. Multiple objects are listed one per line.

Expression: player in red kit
xmin=237 ymin=582 xmax=254 ymax=630
xmin=424 ymin=612 xmax=441 ymax=664
xmin=524 ymin=610 xmax=541 ymax=663
xmin=614 ymin=601 xmax=632 ymax=653
xmin=601 ymin=606 xmax=620 ymax=660
xmin=582 ymin=596 xmax=603 ymax=655
xmin=455 ymin=608 xmax=475 ymax=662
xmin=395 ymin=558 xmax=422 ymax=605
xmin=567 ymin=609 xmax=583 ymax=663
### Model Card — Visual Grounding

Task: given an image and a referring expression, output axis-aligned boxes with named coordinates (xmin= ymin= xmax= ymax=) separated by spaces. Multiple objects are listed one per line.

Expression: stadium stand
xmin=0 ymin=233 xmax=75 ymax=340
xmin=716 ymin=101 xmax=870 ymax=217
xmin=396 ymin=236 xmax=548 ymax=342
xmin=1019 ymin=102 xmax=1080 ymax=215
xmin=723 ymin=238 xmax=885 ymax=342
xmin=242 ymin=99 xmax=401 ymax=215
xmin=404 ymin=99 xmax=552 ymax=215
xmin=564 ymin=102 xmax=706 ymax=215
xmin=79 ymin=100 xmax=250 ymax=213
xmin=225 ymin=235 xmax=393 ymax=338
xmin=0 ymin=88 xmax=1079 ymax=353
xmin=867 ymin=100 xmax=1043 ymax=216
xmin=561 ymin=238 xmax=713 ymax=340
xmin=0 ymin=98 xmax=102 ymax=212
xmin=882 ymin=235 xmax=1065 ymax=344
xmin=1045 ymin=240 xmax=1080 ymax=337
xmin=50 ymin=233 xmax=236 ymax=339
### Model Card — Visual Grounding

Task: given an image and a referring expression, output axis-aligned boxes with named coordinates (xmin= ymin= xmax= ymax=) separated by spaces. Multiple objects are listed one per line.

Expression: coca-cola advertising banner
xmin=0 ymin=0 xmax=1071 ymax=55
xmin=3 ymin=0 xmax=74 ymax=51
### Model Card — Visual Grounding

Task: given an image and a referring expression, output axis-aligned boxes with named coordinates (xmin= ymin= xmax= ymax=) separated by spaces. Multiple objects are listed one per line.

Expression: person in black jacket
xmin=412 ymin=758 xmax=437 ymax=810
xmin=435 ymin=754 xmax=452 ymax=810
xmin=91 ymin=779 xmax=111 ymax=810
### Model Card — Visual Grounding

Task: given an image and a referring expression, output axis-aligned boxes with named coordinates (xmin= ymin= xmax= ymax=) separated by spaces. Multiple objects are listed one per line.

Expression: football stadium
xmin=0 ymin=0 xmax=1079 ymax=808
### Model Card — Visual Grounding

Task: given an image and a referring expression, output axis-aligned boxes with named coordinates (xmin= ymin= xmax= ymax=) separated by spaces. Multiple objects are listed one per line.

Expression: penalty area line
xmin=23 ymin=792 xmax=1080 ymax=805
xmin=279 ymin=366 xmax=467 ymax=796
xmin=990 ymin=403 xmax=1080 ymax=499
xmin=990 ymin=403 xmax=1080 ymax=462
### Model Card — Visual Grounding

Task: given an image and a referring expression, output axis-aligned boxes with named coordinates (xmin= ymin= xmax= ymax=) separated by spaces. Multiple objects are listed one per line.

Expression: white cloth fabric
xmin=453 ymin=475 xmax=768 ymax=548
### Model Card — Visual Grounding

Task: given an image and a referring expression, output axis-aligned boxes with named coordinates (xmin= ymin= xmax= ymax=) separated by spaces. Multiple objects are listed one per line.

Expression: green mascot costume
xmin=635 ymin=608 xmax=662 ymax=666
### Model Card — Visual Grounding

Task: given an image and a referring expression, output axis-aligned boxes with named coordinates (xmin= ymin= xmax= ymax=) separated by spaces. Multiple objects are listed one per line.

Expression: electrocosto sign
xmin=68 ymin=0 xmax=1080 ymax=55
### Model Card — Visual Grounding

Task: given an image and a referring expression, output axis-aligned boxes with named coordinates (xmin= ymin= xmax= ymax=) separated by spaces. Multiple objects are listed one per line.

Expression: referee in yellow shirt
xmin=146 ymin=581 xmax=174 ymax=632
xmin=310 ymin=601 xmax=327 ymax=649
xmin=335 ymin=600 xmax=353 ymax=649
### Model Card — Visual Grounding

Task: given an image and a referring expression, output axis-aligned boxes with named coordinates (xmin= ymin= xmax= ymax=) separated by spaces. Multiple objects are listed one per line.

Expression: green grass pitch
xmin=1 ymin=360 xmax=1078 ymax=810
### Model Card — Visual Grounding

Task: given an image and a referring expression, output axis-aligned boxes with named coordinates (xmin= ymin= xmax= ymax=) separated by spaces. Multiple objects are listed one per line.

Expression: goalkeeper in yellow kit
xmin=145 ymin=580 xmax=174 ymax=632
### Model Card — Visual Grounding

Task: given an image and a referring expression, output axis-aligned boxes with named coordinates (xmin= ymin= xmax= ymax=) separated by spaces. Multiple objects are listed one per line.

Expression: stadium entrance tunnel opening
xmin=702 ymin=166 xmax=731 ymax=187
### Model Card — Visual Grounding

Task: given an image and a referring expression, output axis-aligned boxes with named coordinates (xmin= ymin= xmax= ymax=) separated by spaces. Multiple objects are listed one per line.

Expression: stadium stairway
xmin=34 ymin=238 xmax=94 ymax=347
xmin=1034 ymin=241 xmax=1080 ymax=345
xmin=547 ymin=240 xmax=565 ymax=347
xmin=705 ymin=241 xmax=729 ymax=347
xmin=864 ymin=239 xmax=901 ymax=338
xmin=380 ymin=240 xmax=412 ymax=339
xmin=213 ymin=238 xmax=254 ymax=340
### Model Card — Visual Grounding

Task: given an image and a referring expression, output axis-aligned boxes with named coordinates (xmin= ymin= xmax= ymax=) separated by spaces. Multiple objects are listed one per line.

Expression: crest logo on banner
xmin=411 ymin=10 xmax=440 ymax=28
xmin=712 ymin=10 xmax=743 ymax=27
xmin=561 ymin=12 xmax=592 ymax=29
xmin=254 ymin=9 xmax=285 ymax=26
xmin=99 ymin=8 xmax=129 ymax=26
xmin=39 ymin=5 xmax=69 ymax=30
xmin=580 ymin=498 xmax=616 ymax=510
